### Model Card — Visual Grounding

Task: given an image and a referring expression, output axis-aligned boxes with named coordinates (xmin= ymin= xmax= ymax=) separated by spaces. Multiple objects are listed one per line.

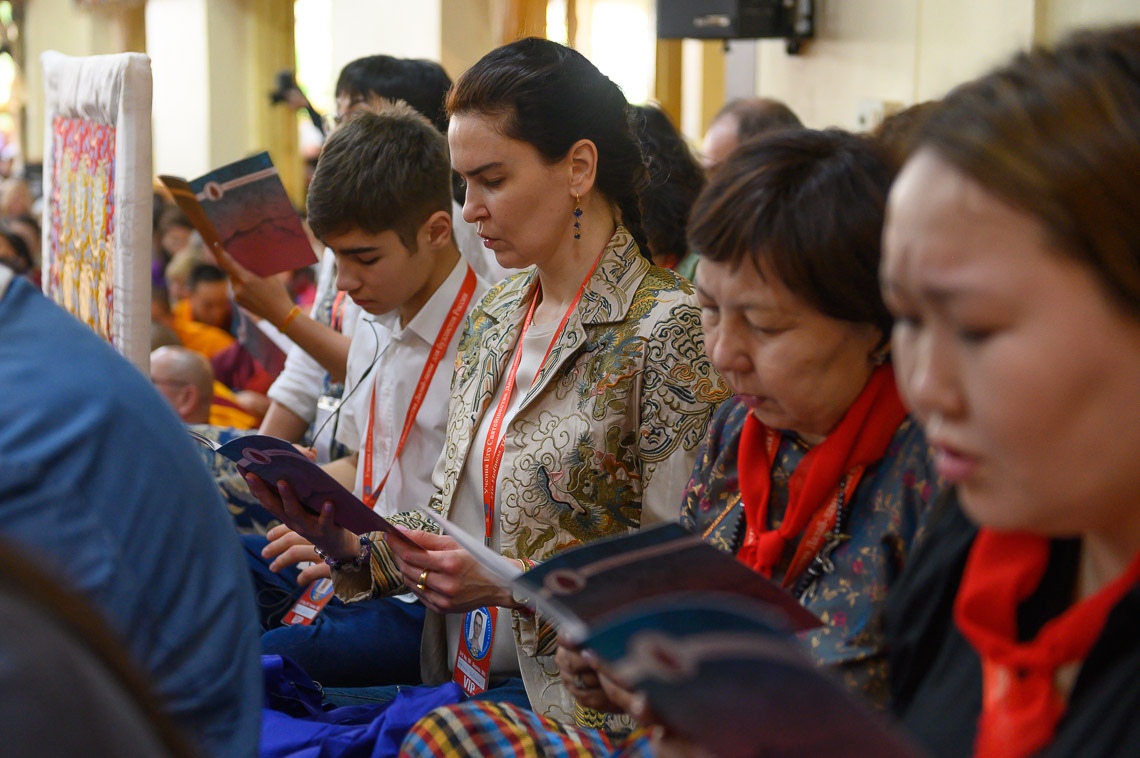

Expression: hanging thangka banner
xmin=48 ymin=116 xmax=117 ymax=342
xmin=41 ymin=51 xmax=153 ymax=372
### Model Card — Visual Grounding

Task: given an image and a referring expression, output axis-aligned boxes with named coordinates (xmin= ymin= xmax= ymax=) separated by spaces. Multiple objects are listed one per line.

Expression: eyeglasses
xmin=323 ymin=98 xmax=366 ymax=133
xmin=321 ymin=96 xmax=393 ymax=134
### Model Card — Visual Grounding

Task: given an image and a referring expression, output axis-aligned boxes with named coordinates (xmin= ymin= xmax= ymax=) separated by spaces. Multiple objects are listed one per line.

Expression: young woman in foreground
xmin=883 ymin=24 xmax=1140 ymax=758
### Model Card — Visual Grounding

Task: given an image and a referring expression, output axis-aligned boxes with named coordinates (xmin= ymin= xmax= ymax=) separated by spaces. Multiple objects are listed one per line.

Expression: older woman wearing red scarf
xmin=883 ymin=25 xmax=1140 ymax=758
xmin=663 ymin=127 xmax=942 ymax=709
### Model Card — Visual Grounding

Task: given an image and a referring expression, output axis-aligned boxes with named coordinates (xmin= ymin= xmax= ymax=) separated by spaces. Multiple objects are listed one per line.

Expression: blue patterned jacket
xmin=680 ymin=396 xmax=943 ymax=708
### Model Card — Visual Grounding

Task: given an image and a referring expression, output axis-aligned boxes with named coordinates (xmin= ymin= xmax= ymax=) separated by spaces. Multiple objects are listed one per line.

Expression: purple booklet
xmin=192 ymin=432 xmax=412 ymax=546
xmin=159 ymin=152 xmax=318 ymax=277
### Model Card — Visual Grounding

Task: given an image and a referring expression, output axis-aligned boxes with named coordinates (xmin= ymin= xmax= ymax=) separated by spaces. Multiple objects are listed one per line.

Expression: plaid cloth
xmin=400 ymin=701 xmax=657 ymax=757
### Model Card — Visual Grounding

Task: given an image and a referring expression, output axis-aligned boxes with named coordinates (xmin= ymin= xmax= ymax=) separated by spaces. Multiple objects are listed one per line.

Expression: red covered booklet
xmin=159 ymin=152 xmax=318 ymax=278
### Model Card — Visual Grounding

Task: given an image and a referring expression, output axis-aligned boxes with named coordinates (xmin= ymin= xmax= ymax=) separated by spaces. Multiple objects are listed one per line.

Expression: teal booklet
xmin=420 ymin=513 xmax=921 ymax=758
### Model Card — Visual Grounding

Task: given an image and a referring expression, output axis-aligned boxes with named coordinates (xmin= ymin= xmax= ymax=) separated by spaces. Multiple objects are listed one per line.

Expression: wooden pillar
xmin=248 ymin=0 xmax=302 ymax=207
xmin=654 ymin=38 xmax=682 ymax=126
xmin=699 ymin=40 xmax=726 ymax=135
xmin=566 ymin=0 xmax=577 ymax=48
xmin=501 ymin=0 xmax=546 ymax=43
xmin=110 ymin=6 xmax=148 ymax=53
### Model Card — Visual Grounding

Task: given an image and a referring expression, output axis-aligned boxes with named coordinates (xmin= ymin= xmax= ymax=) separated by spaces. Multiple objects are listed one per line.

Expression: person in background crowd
xmin=150 ymin=345 xmax=272 ymax=534
xmin=0 ymin=177 xmax=32 ymax=219
xmin=869 ymin=101 xmax=940 ymax=172
xmin=631 ymin=104 xmax=706 ymax=279
xmin=699 ymin=97 xmax=802 ymax=175
xmin=0 ymin=221 xmax=33 ymax=279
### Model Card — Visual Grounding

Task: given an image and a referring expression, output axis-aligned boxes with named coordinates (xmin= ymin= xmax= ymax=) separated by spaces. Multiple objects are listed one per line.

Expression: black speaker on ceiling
xmin=657 ymin=0 xmax=813 ymax=51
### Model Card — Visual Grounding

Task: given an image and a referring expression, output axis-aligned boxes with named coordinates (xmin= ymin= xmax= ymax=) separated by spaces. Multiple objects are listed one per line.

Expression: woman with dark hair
xmin=255 ymin=37 xmax=725 ymax=725
xmin=883 ymin=25 xmax=1140 ymax=757
xmin=630 ymin=104 xmax=706 ymax=275
xmin=399 ymin=129 xmax=943 ymax=756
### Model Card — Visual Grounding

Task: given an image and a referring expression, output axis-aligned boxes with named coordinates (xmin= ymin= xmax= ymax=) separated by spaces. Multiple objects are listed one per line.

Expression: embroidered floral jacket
xmin=334 ymin=228 xmax=727 ymax=721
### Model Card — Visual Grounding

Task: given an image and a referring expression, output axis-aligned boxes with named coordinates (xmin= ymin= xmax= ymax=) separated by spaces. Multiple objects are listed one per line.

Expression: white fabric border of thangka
xmin=41 ymin=50 xmax=153 ymax=373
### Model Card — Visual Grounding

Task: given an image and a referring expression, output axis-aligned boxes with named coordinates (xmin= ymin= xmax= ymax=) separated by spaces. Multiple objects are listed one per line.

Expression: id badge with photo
xmin=453 ymin=606 xmax=497 ymax=695
xmin=281 ymin=578 xmax=336 ymax=626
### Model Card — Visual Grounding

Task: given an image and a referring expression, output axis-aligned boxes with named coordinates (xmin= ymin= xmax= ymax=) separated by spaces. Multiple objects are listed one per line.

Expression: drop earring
xmin=573 ymin=193 xmax=582 ymax=239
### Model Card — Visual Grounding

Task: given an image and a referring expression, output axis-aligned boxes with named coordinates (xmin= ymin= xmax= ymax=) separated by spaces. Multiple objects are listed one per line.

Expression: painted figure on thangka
xmin=47 ymin=116 xmax=116 ymax=342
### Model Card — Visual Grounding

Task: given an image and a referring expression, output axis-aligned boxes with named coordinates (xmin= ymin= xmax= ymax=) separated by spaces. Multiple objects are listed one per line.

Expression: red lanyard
xmin=362 ymin=266 xmax=477 ymax=507
xmin=751 ymin=428 xmax=865 ymax=588
xmin=331 ymin=290 xmax=348 ymax=332
xmin=480 ymin=252 xmax=605 ymax=546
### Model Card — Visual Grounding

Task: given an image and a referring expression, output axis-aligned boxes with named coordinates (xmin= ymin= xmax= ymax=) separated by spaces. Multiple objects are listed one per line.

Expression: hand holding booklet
xmin=419 ymin=510 xmax=921 ymax=758
xmin=190 ymin=431 xmax=415 ymax=548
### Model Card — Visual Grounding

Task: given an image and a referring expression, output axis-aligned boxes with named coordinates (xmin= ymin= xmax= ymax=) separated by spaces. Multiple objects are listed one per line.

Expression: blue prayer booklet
xmin=419 ymin=515 xmax=920 ymax=757
xmin=588 ymin=593 xmax=920 ymax=758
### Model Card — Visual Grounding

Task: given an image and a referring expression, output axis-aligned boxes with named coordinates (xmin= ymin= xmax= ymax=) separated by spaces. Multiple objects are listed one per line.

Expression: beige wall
xmin=1038 ymin=0 xmax=1140 ymax=42
xmin=735 ymin=0 xmax=1140 ymax=132
xmin=24 ymin=0 xmax=128 ymax=162
xmin=329 ymin=0 xmax=442 ymax=76
xmin=20 ymin=0 xmax=1140 ymax=171
xmin=441 ymin=0 xmax=496 ymax=80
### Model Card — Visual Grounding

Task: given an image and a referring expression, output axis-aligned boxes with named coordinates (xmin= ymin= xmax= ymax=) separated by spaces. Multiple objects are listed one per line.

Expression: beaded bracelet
xmin=314 ymin=535 xmax=371 ymax=572
xmin=278 ymin=305 xmax=303 ymax=335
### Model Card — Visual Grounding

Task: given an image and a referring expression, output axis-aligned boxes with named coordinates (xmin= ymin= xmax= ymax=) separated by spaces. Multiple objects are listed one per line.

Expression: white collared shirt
xmin=336 ymin=257 xmax=488 ymax=518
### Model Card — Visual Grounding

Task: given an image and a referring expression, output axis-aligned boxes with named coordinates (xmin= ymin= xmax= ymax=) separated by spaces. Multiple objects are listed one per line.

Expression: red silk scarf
xmin=955 ymin=530 xmax=1140 ymax=758
xmin=735 ymin=365 xmax=907 ymax=582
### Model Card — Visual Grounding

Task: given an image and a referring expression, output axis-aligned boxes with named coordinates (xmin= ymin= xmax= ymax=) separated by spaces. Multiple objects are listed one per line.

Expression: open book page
xmin=159 ymin=152 xmax=318 ymax=278
xmin=196 ymin=433 xmax=415 ymax=548
xmin=588 ymin=594 xmax=921 ymax=758
xmin=514 ymin=522 xmax=821 ymax=643
xmin=187 ymin=427 xmax=221 ymax=451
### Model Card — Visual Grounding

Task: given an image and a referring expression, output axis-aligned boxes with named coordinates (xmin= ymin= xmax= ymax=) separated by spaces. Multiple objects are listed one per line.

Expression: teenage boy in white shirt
xmin=245 ymin=103 xmax=488 ymax=687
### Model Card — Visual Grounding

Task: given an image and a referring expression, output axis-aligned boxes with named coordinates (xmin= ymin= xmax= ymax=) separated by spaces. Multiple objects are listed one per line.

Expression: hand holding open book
xmin=189 ymin=431 xmax=415 ymax=549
